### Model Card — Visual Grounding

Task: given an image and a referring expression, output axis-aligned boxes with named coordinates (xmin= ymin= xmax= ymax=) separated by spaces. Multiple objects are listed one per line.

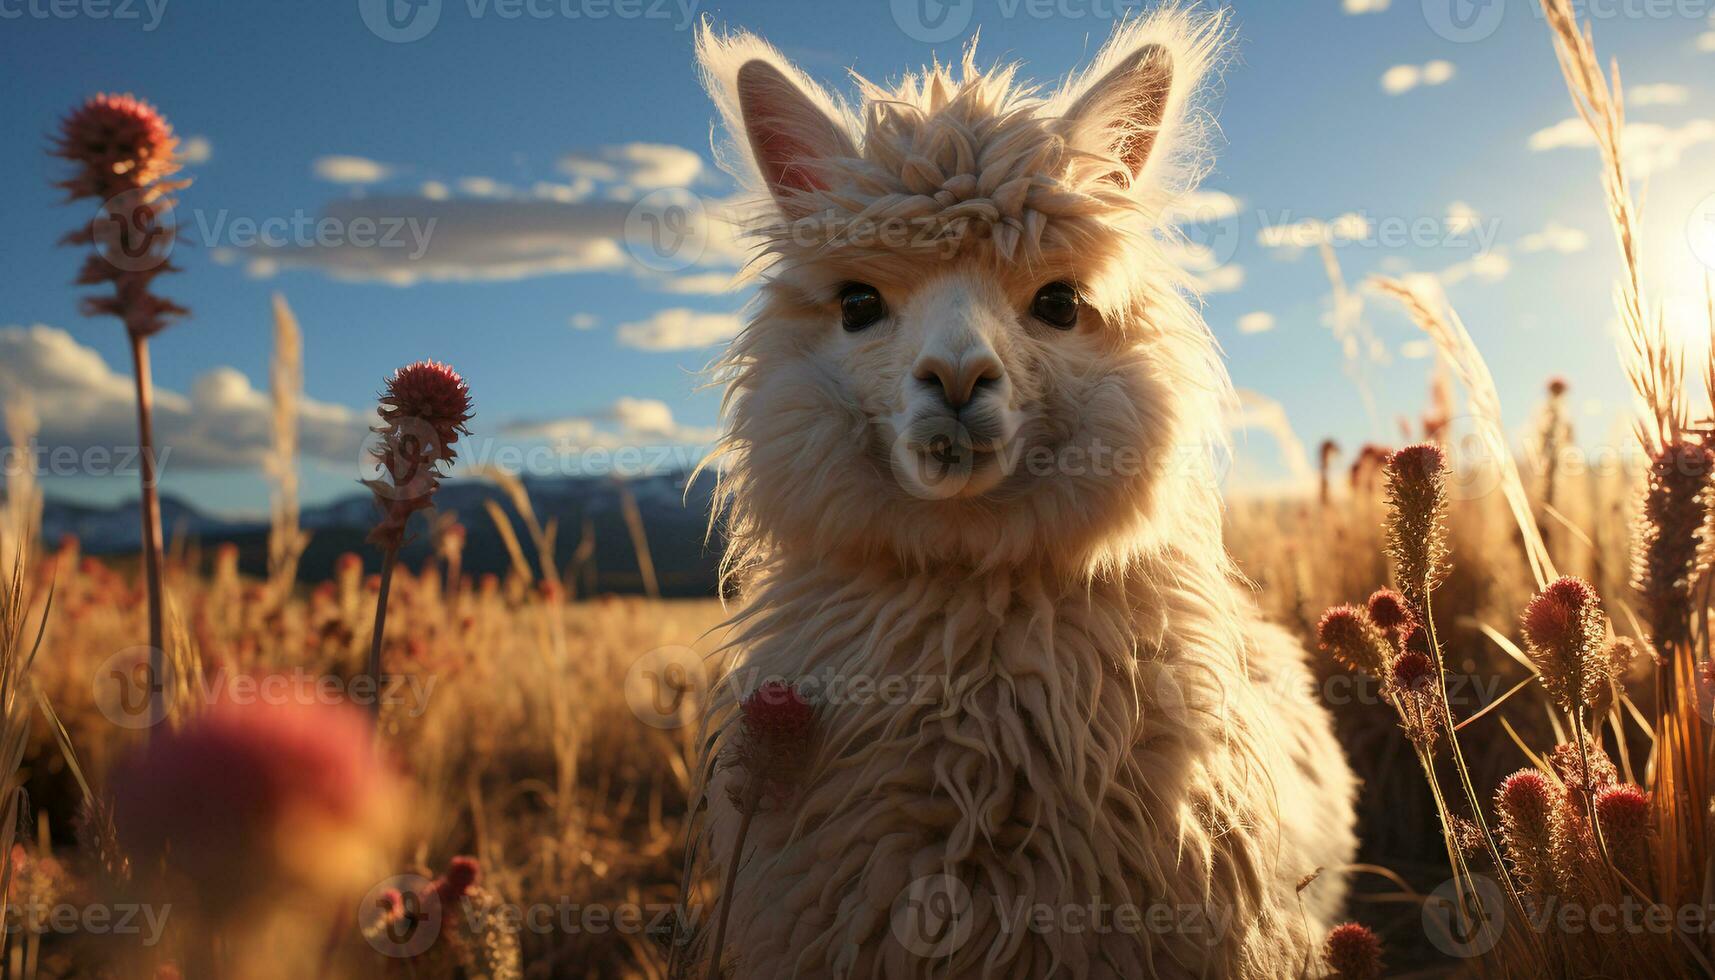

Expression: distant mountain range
xmin=44 ymin=471 xmax=726 ymax=598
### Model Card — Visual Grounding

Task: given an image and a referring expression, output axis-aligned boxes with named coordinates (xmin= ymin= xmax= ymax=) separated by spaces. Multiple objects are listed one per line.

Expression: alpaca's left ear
xmin=1062 ymin=44 xmax=1173 ymax=185
xmin=1051 ymin=11 xmax=1225 ymax=191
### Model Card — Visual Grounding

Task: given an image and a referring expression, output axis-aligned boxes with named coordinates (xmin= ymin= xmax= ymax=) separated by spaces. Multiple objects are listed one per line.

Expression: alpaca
xmin=689 ymin=8 xmax=1357 ymax=978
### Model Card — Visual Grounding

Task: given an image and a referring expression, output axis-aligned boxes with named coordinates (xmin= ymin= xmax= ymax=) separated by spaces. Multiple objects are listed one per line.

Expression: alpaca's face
xmin=701 ymin=22 xmax=1227 ymax=567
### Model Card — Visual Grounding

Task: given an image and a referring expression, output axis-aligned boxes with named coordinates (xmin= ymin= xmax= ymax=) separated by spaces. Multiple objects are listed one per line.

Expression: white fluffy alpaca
xmin=689 ymin=8 xmax=1357 ymax=978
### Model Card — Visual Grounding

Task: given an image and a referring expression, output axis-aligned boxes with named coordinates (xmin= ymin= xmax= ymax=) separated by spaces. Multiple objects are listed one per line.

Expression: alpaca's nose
xmin=913 ymin=348 xmax=1004 ymax=409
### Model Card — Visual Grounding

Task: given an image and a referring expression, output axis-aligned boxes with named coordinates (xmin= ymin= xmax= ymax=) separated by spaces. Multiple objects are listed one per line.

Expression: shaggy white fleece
xmin=688 ymin=7 xmax=1358 ymax=978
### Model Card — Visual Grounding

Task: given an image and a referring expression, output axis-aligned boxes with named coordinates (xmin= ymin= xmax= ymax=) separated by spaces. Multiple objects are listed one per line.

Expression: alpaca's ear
xmin=1060 ymin=43 xmax=1175 ymax=186
xmin=697 ymin=27 xmax=854 ymax=217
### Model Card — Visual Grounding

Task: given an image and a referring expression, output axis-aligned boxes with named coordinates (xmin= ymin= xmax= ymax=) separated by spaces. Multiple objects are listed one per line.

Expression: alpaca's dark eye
xmin=840 ymin=283 xmax=887 ymax=332
xmin=1031 ymin=282 xmax=1081 ymax=330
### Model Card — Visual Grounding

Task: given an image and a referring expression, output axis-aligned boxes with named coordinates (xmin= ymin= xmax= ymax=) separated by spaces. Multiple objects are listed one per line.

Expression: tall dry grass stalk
xmin=265 ymin=294 xmax=310 ymax=601
xmin=0 ymin=396 xmax=42 ymax=585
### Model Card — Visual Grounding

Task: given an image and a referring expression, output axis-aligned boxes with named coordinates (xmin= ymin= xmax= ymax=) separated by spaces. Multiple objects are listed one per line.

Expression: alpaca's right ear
xmin=697 ymin=26 xmax=854 ymax=217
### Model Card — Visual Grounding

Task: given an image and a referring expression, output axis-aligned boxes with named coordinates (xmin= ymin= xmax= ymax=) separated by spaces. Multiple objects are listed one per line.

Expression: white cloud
xmin=457 ymin=176 xmax=506 ymax=198
xmin=569 ymin=313 xmax=599 ymax=330
xmin=653 ymin=271 xmax=740 ymax=294
xmin=615 ymin=309 xmax=744 ymax=351
xmin=1445 ymin=201 xmax=1481 ymax=235
xmin=0 ymin=325 xmax=366 ymax=470
xmin=1437 ymin=250 xmax=1512 ymax=286
xmin=420 ymin=181 xmax=450 ymax=200
xmin=1400 ymin=339 xmax=1434 ymax=359
xmin=500 ymin=397 xmax=719 ymax=448
xmin=1382 ymin=60 xmax=1455 ymax=95
xmin=1700 ymin=15 xmax=1715 ymax=51
xmin=1344 ymin=0 xmax=1390 ymax=12
xmin=1629 ymin=83 xmax=1689 ymax=106
xmin=179 ymin=136 xmax=212 ymax=165
xmin=1519 ymin=222 xmax=1589 ymax=254
xmin=312 ymin=155 xmax=393 ymax=184
xmin=1237 ymin=312 xmax=1276 ymax=335
xmin=1257 ymin=212 xmax=1372 ymax=252
xmin=1165 ymin=189 xmax=1243 ymax=224
xmin=1529 ymin=117 xmax=1715 ymax=177
xmin=559 ymin=143 xmax=705 ymax=190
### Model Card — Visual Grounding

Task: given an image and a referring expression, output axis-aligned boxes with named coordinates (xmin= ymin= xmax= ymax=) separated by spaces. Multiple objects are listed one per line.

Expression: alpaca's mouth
xmin=888 ymin=416 xmax=1014 ymax=500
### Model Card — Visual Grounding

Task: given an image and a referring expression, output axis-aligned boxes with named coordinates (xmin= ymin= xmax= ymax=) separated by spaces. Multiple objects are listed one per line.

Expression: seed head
xmin=1383 ymin=444 xmax=1451 ymax=612
xmin=1388 ymin=649 xmax=1443 ymax=749
xmin=1548 ymin=737 xmax=1617 ymax=808
xmin=1364 ymin=589 xmax=1417 ymax=649
xmin=1495 ymin=769 xmax=1558 ymax=891
xmin=1317 ymin=605 xmax=1392 ymax=677
xmin=1594 ymin=784 xmax=1652 ymax=884
xmin=1323 ymin=922 xmax=1384 ymax=980
xmin=1634 ymin=440 xmax=1713 ymax=655
xmin=54 ymin=93 xmax=181 ymax=200
xmin=1521 ymin=576 xmax=1607 ymax=716
xmin=366 ymin=361 xmax=473 ymax=551
xmin=725 ymin=681 xmax=817 ymax=813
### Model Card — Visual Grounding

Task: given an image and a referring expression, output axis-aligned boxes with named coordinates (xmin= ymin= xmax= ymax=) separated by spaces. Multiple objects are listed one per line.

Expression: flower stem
xmin=706 ymin=775 xmax=762 ymax=980
xmin=128 ymin=332 xmax=167 ymax=732
xmin=366 ymin=546 xmax=399 ymax=722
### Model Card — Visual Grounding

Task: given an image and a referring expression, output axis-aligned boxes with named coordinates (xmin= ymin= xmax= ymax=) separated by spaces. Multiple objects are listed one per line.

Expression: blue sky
xmin=2 ymin=0 xmax=1714 ymax=515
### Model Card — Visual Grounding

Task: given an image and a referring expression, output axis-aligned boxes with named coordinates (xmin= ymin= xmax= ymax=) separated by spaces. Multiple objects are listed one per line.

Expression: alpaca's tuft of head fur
xmin=697 ymin=7 xmax=1234 ymax=581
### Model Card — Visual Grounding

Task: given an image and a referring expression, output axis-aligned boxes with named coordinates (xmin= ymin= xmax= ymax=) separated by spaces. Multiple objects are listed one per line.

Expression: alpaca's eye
xmin=839 ymin=283 xmax=887 ymax=332
xmin=1031 ymin=282 xmax=1081 ymax=330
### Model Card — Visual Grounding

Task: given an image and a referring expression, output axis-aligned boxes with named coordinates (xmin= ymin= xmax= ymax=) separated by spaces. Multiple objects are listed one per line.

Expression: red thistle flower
xmin=725 ymin=681 xmax=817 ymax=813
xmin=1495 ymin=769 xmax=1558 ymax=892
xmin=1548 ymin=737 xmax=1617 ymax=808
xmin=366 ymin=361 xmax=473 ymax=551
xmin=1323 ymin=922 xmax=1384 ymax=980
xmin=1594 ymin=784 xmax=1652 ymax=882
xmin=53 ymin=93 xmax=182 ymax=200
xmin=1521 ymin=576 xmax=1608 ymax=716
xmin=111 ymin=699 xmax=396 ymax=911
xmin=1317 ymin=605 xmax=1391 ymax=677
xmin=1365 ymin=588 xmax=1417 ymax=648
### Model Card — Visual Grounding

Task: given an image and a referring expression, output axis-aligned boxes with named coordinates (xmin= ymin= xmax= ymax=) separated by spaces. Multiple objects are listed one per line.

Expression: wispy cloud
xmin=1237 ymin=312 xmax=1276 ymax=335
xmin=501 ymin=396 xmax=719 ymax=448
xmin=558 ymin=143 xmax=705 ymax=189
xmin=180 ymin=135 xmax=213 ymax=165
xmin=615 ymin=309 xmax=744 ymax=351
xmin=1629 ymin=83 xmax=1689 ymax=106
xmin=1343 ymin=0 xmax=1390 ymax=12
xmin=1529 ymin=116 xmax=1715 ymax=176
xmin=1381 ymin=60 xmax=1455 ymax=95
xmin=1518 ymin=222 xmax=1589 ymax=254
xmin=312 ymin=155 xmax=393 ymax=184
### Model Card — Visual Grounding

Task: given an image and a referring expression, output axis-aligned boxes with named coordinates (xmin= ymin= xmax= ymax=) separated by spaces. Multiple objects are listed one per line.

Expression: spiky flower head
xmin=1323 ymin=922 xmax=1384 ymax=980
xmin=365 ymin=361 xmax=473 ymax=551
xmin=1495 ymin=769 xmax=1558 ymax=892
xmin=1388 ymin=649 xmax=1443 ymax=749
xmin=1548 ymin=737 xmax=1617 ymax=808
xmin=53 ymin=93 xmax=182 ymax=200
xmin=1318 ymin=605 xmax=1392 ymax=677
xmin=1521 ymin=576 xmax=1608 ymax=716
xmin=1594 ymin=784 xmax=1652 ymax=884
xmin=1634 ymin=440 xmax=1713 ymax=655
xmin=1383 ymin=444 xmax=1450 ymax=612
xmin=724 ymin=681 xmax=817 ymax=813
xmin=1365 ymin=588 xmax=1417 ymax=649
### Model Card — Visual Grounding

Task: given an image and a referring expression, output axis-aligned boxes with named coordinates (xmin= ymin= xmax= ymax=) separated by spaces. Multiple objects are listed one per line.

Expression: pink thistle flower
xmin=365 ymin=361 xmax=473 ymax=551
xmin=53 ymin=93 xmax=182 ymax=201
xmin=1364 ymin=588 xmax=1417 ymax=649
xmin=1548 ymin=737 xmax=1618 ymax=808
xmin=1496 ymin=769 xmax=1558 ymax=893
xmin=1387 ymin=649 xmax=1443 ymax=749
xmin=111 ymin=700 xmax=399 ymax=913
xmin=1521 ymin=576 xmax=1608 ymax=716
xmin=1323 ymin=922 xmax=1384 ymax=980
xmin=724 ymin=681 xmax=817 ymax=813
xmin=1317 ymin=605 xmax=1391 ymax=677
xmin=1594 ymin=784 xmax=1652 ymax=883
